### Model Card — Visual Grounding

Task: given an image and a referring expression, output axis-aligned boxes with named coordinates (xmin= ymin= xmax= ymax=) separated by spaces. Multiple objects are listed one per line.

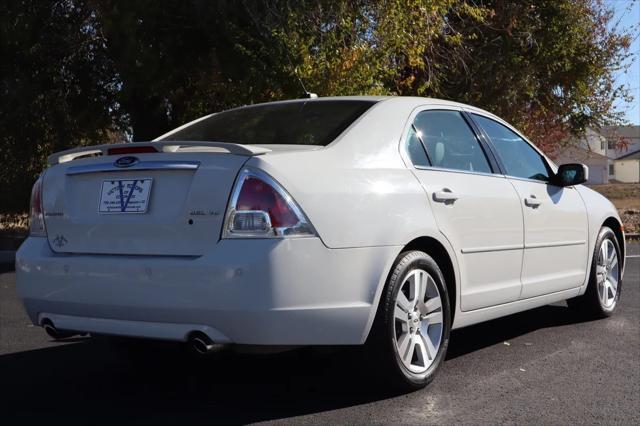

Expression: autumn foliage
xmin=0 ymin=0 xmax=636 ymax=211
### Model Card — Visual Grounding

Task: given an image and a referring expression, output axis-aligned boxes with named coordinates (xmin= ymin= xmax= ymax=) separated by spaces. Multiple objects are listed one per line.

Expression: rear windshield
xmin=160 ymin=100 xmax=376 ymax=146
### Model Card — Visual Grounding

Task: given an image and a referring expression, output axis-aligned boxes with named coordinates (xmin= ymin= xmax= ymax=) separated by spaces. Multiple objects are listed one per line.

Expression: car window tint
xmin=412 ymin=111 xmax=491 ymax=173
xmin=406 ymin=126 xmax=430 ymax=167
xmin=160 ymin=100 xmax=375 ymax=146
xmin=472 ymin=114 xmax=550 ymax=182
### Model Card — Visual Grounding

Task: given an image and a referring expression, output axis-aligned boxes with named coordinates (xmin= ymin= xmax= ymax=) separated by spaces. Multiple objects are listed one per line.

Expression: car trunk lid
xmin=42 ymin=143 xmax=261 ymax=256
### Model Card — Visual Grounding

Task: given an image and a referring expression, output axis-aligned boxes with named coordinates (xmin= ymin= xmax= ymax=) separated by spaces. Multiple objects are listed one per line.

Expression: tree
xmin=1 ymin=0 xmax=635 ymax=212
xmin=257 ymin=0 xmax=488 ymax=97
xmin=0 ymin=0 xmax=125 ymax=211
xmin=262 ymin=0 xmax=634 ymax=153
xmin=97 ymin=1 xmax=294 ymax=141
xmin=443 ymin=0 xmax=635 ymax=153
xmin=97 ymin=0 xmax=634 ymax=152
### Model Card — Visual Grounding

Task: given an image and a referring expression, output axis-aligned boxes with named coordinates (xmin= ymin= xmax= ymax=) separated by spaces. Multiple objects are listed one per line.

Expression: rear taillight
xmin=223 ymin=168 xmax=316 ymax=238
xmin=29 ymin=176 xmax=46 ymax=237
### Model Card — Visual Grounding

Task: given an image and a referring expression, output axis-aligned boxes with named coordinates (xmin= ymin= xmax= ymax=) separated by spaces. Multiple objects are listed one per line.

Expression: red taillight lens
xmin=236 ymin=177 xmax=298 ymax=228
xmin=29 ymin=177 xmax=46 ymax=236
xmin=223 ymin=168 xmax=315 ymax=238
xmin=107 ymin=146 xmax=158 ymax=155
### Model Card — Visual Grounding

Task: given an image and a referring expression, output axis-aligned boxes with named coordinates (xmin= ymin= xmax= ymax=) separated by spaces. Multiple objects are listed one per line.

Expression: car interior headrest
xmin=434 ymin=142 xmax=445 ymax=165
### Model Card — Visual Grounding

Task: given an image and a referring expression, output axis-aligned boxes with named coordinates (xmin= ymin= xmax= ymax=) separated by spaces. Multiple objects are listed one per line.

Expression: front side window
xmin=160 ymin=100 xmax=375 ymax=146
xmin=409 ymin=110 xmax=491 ymax=173
xmin=472 ymin=114 xmax=551 ymax=182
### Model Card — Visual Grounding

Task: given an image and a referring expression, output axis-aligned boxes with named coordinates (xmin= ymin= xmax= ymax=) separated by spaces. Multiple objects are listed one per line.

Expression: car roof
xmin=156 ymin=95 xmax=508 ymax=147
xmin=248 ymin=96 xmax=503 ymax=121
xmin=252 ymin=95 xmax=467 ymax=105
xmin=228 ymin=95 xmax=475 ymax=109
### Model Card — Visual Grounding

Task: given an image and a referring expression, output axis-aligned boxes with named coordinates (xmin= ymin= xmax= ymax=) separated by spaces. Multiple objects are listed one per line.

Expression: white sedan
xmin=16 ymin=96 xmax=625 ymax=389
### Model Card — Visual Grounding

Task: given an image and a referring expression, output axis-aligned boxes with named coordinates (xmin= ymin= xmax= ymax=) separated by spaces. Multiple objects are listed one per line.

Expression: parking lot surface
xmin=1 ymin=244 xmax=638 ymax=424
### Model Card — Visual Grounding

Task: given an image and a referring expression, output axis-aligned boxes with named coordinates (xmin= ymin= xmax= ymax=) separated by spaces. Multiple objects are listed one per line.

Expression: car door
xmin=470 ymin=113 xmax=589 ymax=299
xmin=405 ymin=108 xmax=524 ymax=311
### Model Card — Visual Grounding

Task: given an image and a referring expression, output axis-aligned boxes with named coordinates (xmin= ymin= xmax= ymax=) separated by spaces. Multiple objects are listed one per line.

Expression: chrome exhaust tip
xmin=188 ymin=332 xmax=224 ymax=355
xmin=43 ymin=323 xmax=59 ymax=339
xmin=41 ymin=319 xmax=76 ymax=340
xmin=192 ymin=336 xmax=213 ymax=354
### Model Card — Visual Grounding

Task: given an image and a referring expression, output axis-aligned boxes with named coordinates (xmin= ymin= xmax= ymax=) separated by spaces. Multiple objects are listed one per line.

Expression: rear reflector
xmin=107 ymin=146 xmax=158 ymax=155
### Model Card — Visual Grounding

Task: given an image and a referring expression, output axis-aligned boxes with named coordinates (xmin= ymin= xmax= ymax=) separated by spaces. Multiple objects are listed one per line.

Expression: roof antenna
xmin=295 ymin=68 xmax=318 ymax=99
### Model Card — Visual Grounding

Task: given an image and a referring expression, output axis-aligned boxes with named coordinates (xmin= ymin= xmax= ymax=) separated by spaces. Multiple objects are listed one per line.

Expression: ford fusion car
xmin=16 ymin=97 xmax=625 ymax=389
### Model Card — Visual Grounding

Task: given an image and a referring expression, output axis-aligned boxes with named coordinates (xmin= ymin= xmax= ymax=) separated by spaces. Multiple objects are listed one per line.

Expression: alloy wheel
xmin=393 ymin=269 xmax=444 ymax=374
xmin=596 ymin=239 xmax=619 ymax=309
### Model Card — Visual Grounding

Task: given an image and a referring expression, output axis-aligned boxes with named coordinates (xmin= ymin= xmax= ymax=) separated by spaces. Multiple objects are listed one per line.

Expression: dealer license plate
xmin=98 ymin=178 xmax=153 ymax=214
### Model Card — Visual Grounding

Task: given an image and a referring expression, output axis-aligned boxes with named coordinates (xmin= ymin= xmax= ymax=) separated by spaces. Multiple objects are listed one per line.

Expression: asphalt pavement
xmin=1 ymin=244 xmax=638 ymax=425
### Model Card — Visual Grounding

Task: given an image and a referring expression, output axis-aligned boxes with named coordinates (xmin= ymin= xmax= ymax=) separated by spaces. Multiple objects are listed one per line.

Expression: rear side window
xmin=472 ymin=114 xmax=551 ymax=182
xmin=406 ymin=126 xmax=430 ymax=167
xmin=160 ymin=100 xmax=375 ymax=146
xmin=410 ymin=110 xmax=491 ymax=173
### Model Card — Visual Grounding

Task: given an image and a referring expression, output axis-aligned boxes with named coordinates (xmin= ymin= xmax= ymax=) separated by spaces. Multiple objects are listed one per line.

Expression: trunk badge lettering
xmin=190 ymin=210 xmax=220 ymax=216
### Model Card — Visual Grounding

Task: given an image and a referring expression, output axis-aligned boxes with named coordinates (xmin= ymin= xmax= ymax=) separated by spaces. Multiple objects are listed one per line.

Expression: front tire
xmin=369 ymin=251 xmax=451 ymax=391
xmin=568 ymin=226 xmax=622 ymax=318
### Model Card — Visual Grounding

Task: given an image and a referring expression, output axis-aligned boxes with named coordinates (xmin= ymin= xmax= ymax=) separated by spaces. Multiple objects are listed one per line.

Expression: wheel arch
xmin=402 ymin=237 xmax=457 ymax=324
xmin=603 ymin=216 xmax=625 ymax=271
xmin=364 ymin=235 xmax=458 ymax=342
xmin=361 ymin=230 xmax=461 ymax=344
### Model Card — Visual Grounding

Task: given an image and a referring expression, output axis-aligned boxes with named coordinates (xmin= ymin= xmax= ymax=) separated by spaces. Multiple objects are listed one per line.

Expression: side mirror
xmin=553 ymin=163 xmax=588 ymax=187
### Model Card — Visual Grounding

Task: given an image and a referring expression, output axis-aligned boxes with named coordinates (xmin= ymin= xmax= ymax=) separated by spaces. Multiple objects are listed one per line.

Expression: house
xmin=613 ymin=149 xmax=640 ymax=183
xmin=568 ymin=125 xmax=640 ymax=183
xmin=601 ymin=125 xmax=640 ymax=159
xmin=602 ymin=125 xmax=640 ymax=183
xmin=554 ymin=144 xmax=611 ymax=184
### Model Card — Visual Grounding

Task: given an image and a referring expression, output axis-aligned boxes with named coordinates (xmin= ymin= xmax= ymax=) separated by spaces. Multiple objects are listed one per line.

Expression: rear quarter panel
xmin=247 ymin=98 xmax=439 ymax=250
xmin=247 ymin=98 xmax=464 ymax=335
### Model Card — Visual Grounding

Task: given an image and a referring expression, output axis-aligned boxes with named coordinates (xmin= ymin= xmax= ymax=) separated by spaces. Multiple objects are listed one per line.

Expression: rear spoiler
xmin=47 ymin=141 xmax=271 ymax=165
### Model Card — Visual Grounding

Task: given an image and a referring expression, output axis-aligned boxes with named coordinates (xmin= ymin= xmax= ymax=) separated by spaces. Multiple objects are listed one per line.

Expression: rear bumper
xmin=16 ymin=237 xmax=398 ymax=345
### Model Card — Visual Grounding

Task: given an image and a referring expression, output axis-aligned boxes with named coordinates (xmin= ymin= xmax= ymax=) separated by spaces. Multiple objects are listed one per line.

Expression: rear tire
xmin=368 ymin=250 xmax=451 ymax=391
xmin=567 ymin=226 xmax=622 ymax=318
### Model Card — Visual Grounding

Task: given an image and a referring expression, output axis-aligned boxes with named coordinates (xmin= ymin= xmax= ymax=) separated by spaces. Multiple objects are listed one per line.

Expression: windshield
xmin=160 ymin=100 xmax=376 ymax=146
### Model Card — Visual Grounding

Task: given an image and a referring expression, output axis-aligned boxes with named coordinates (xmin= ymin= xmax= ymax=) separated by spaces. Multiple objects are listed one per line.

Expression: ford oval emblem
xmin=114 ymin=156 xmax=139 ymax=168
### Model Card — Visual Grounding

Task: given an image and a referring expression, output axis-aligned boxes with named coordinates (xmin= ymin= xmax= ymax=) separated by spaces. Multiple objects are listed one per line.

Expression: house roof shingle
xmin=554 ymin=145 xmax=609 ymax=162
xmin=616 ymin=149 xmax=640 ymax=160
xmin=601 ymin=125 xmax=640 ymax=140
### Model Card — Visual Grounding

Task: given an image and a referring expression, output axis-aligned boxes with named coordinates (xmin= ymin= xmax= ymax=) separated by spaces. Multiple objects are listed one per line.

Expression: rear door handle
xmin=524 ymin=196 xmax=542 ymax=207
xmin=433 ymin=189 xmax=459 ymax=203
